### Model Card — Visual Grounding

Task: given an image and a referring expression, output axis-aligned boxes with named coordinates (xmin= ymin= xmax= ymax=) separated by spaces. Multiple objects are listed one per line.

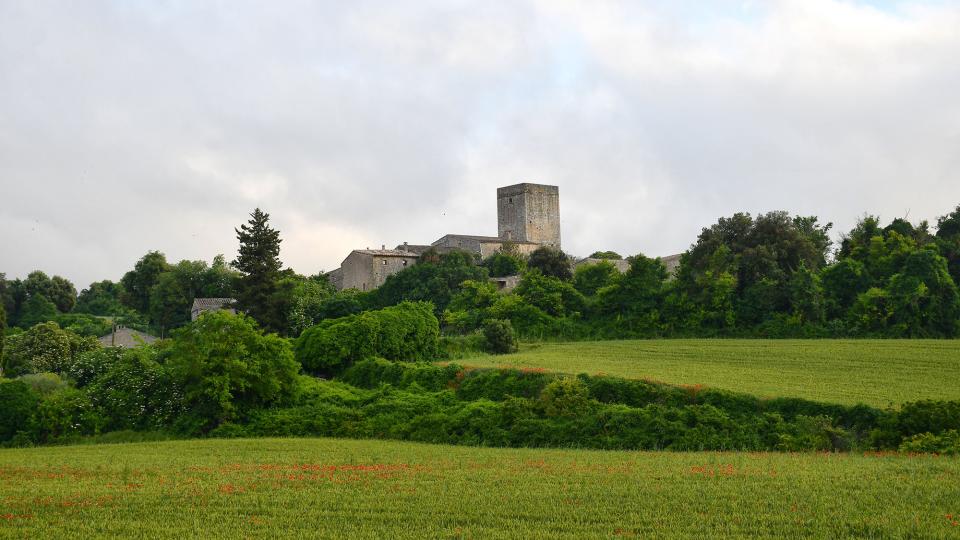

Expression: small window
xmin=402 ymin=260 xmax=408 ymax=266
xmin=382 ymin=259 xmax=387 ymax=265
xmin=509 ymin=197 xmax=513 ymax=204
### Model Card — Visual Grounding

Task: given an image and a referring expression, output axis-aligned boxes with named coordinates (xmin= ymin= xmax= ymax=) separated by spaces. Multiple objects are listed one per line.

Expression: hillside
xmin=453 ymin=339 xmax=960 ymax=407
xmin=1 ymin=438 xmax=958 ymax=538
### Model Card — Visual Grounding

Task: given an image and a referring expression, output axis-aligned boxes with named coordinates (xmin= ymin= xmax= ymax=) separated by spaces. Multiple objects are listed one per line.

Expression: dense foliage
xmin=295 ymin=302 xmax=439 ymax=374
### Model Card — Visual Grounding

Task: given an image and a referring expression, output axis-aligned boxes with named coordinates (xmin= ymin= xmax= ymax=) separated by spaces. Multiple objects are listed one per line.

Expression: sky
xmin=1 ymin=0 xmax=959 ymax=289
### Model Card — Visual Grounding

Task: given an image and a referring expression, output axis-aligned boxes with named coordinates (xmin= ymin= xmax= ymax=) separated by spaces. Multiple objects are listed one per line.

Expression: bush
xmin=88 ymin=347 xmax=182 ymax=431
xmin=0 ymin=380 xmax=40 ymax=443
xmin=66 ymin=347 xmax=125 ymax=387
xmin=17 ymin=373 xmax=68 ymax=396
xmin=295 ymin=302 xmax=439 ymax=374
xmin=540 ymin=377 xmax=592 ymax=418
xmin=898 ymin=430 xmax=960 ymax=455
xmin=1 ymin=321 xmax=72 ymax=376
xmin=166 ymin=311 xmax=300 ymax=432
xmin=483 ymin=319 xmax=517 ymax=354
xmin=35 ymin=387 xmax=104 ymax=442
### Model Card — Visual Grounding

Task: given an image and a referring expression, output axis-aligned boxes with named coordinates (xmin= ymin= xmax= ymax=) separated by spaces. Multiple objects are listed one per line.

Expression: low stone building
xmin=191 ymin=298 xmax=237 ymax=321
xmin=338 ymin=248 xmax=420 ymax=291
xmin=489 ymin=275 xmax=522 ymax=292
xmin=431 ymin=234 xmax=539 ymax=259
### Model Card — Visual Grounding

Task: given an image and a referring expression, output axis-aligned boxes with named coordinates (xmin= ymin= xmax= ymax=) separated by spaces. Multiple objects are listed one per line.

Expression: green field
xmin=1 ymin=438 xmax=958 ymax=539
xmin=454 ymin=339 xmax=960 ymax=407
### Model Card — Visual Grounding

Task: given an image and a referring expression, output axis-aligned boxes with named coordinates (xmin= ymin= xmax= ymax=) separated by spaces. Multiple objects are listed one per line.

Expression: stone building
xmin=328 ymin=182 xmax=562 ymax=291
xmin=191 ymin=297 xmax=237 ymax=321
xmin=574 ymin=253 xmax=683 ymax=277
xmin=337 ymin=247 xmax=420 ymax=291
xmin=430 ymin=234 xmax=539 ymax=259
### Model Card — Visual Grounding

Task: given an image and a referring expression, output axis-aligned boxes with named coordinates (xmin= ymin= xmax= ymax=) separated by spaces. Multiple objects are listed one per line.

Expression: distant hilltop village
xmin=326 ymin=183 xmax=680 ymax=291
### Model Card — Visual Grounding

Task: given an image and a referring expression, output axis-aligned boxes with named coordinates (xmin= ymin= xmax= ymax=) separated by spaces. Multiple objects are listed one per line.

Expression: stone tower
xmin=497 ymin=183 xmax=561 ymax=249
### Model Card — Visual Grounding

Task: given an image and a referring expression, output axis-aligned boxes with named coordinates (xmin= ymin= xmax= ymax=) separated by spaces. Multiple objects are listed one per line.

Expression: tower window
xmin=382 ymin=260 xmax=387 ymax=265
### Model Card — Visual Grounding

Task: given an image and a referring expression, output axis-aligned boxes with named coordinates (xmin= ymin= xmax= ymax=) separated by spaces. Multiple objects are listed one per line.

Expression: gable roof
xmin=98 ymin=327 xmax=158 ymax=348
xmin=191 ymin=298 xmax=236 ymax=311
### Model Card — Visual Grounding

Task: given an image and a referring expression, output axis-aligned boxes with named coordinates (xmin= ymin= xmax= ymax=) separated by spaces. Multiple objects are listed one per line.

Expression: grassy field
xmin=454 ymin=339 xmax=960 ymax=407
xmin=1 ymin=438 xmax=959 ymax=539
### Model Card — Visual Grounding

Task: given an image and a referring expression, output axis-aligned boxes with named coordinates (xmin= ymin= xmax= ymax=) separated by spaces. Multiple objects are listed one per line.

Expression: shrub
xmin=35 ymin=387 xmax=104 ymax=442
xmin=295 ymin=302 xmax=439 ymax=373
xmin=66 ymin=347 xmax=125 ymax=387
xmin=17 ymin=373 xmax=68 ymax=396
xmin=1 ymin=321 xmax=72 ymax=376
xmin=540 ymin=377 xmax=592 ymax=418
xmin=0 ymin=380 xmax=40 ymax=443
xmin=898 ymin=430 xmax=960 ymax=455
xmin=166 ymin=311 xmax=300 ymax=432
xmin=483 ymin=319 xmax=517 ymax=354
xmin=88 ymin=347 xmax=183 ymax=431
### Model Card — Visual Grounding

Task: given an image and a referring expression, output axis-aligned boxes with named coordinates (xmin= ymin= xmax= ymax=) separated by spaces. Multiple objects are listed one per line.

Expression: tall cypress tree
xmin=232 ymin=208 xmax=283 ymax=331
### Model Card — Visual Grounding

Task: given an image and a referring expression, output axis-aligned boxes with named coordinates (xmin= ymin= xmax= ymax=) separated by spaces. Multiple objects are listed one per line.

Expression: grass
xmin=453 ymin=339 xmax=960 ymax=407
xmin=1 ymin=437 xmax=959 ymax=539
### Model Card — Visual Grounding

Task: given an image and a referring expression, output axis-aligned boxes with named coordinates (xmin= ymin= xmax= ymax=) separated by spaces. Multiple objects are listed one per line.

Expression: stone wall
xmin=340 ymin=251 xmax=418 ymax=291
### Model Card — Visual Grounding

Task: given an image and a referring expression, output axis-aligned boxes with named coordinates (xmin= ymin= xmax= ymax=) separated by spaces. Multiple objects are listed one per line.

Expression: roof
xmin=660 ymin=253 xmax=683 ymax=273
xmin=191 ymin=298 xmax=236 ymax=311
xmin=98 ymin=327 xmax=158 ymax=348
xmin=351 ymin=249 xmax=420 ymax=257
xmin=433 ymin=234 xmax=537 ymax=244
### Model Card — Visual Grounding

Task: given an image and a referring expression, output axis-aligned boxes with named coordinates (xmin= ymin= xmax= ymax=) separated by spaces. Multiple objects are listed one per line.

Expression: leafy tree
xmin=482 ymin=319 xmax=518 ymax=354
xmin=885 ymin=249 xmax=960 ymax=337
xmin=596 ymin=255 xmax=668 ymax=334
xmin=87 ymin=346 xmax=182 ymax=431
xmin=936 ymin=205 xmax=960 ymax=286
xmin=75 ymin=280 xmax=126 ymax=316
xmin=444 ymin=279 xmax=501 ymax=332
xmin=121 ymin=251 xmax=171 ymax=313
xmin=286 ymin=275 xmax=337 ymax=336
xmin=0 ymin=380 xmax=39 ymax=442
xmin=527 ymin=247 xmax=573 ymax=280
xmin=787 ymin=263 xmax=825 ymax=324
xmin=481 ymin=252 xmax=525 ymax=277
xmin=2 ymin=321 xmax=72 ymax=377
xmin=0 ymin=303 xmax=5 ymax=370
xmin=17 ymin=294 xmax=58 ymax=329
xmin=23 ymin=271 xmax=77 ymax=313
xmin=821 ymin=258 xmax=870 ymax=319
xmin=515 ymin=271 xmax=586 ymax=317
xmin=232 ymin=209 xmax=285 ymax=332
xmin=573 ymin=261 xmax=620 ymax=296
xmin=370 ymin=250 xmax=487 ymax=314
xmin=588 ymin=251 xmax=622 ymax=260
xmin=167 ymin=311 xmax=299 ymax=431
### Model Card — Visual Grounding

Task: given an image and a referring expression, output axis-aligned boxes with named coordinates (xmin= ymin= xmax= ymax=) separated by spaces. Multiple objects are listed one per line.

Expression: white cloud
xmin=1 ymin=0 xmax=958 ymax=287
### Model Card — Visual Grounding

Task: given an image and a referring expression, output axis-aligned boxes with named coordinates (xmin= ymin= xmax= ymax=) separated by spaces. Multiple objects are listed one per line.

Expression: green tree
xmin=121 ymin=251 xmax=171 ymax=313
xmin=588 ymin=251 xmax=622 ymax=260
xmin=2 ymin=321 xmax=72 ymax=377
xmin=231 ymin=209 xmax=284 ymax=332
xmin=370 ymin=250 xmax=488 ymax=314
xmin=483 ymin=319 xmax=518 ymax=354
xmin=820 ymin=259 xmax=870 ymax=319
xmin=596 ymin=255 xmax=668 ymax=335
xmin=527 ymin=247 xmax=573 ymax=280
xmin=75 ymin=280 xmax=126 ymax=316
xmin=936 ymin=205 xmax=960 ymax=286
xmin=0 ymin=303 xmax=5 ymax=371
xmin=481 ymin=252 xmax=526 ymax=277
xmin=23 ymin=271 xmax=76 ymax=313
xmin=17 ymin=294 xmax=58 ymax=328
xmin=167 ymin=311 xmax=300 ymax=431
xmin=573 ymin=261 xmax=620 ymax=296
xmin=0 ymin=380 xmax=39 ymax=442
xmin=787 ymin=263 xmax=825 ymax=324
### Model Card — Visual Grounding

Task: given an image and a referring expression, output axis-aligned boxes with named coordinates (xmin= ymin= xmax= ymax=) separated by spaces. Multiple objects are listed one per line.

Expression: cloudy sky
xmin=1 ymin=0 xmax=959 ymax=289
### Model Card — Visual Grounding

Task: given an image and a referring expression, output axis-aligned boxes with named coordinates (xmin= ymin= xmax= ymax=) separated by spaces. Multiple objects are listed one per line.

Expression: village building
xmin=190 ymin=297 xmax=237 ymax=321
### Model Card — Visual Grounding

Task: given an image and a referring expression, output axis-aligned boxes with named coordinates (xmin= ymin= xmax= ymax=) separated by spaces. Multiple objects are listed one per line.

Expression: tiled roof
xmin=191 ymin=298 xmax=236 ymax=311
xmin=433 ymin=234 xmax=537 ymax=244
xmin=98 ymin=327 xmax=158 ymax=348
xmin=353 ymin=249 xmax=420 ymax=257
